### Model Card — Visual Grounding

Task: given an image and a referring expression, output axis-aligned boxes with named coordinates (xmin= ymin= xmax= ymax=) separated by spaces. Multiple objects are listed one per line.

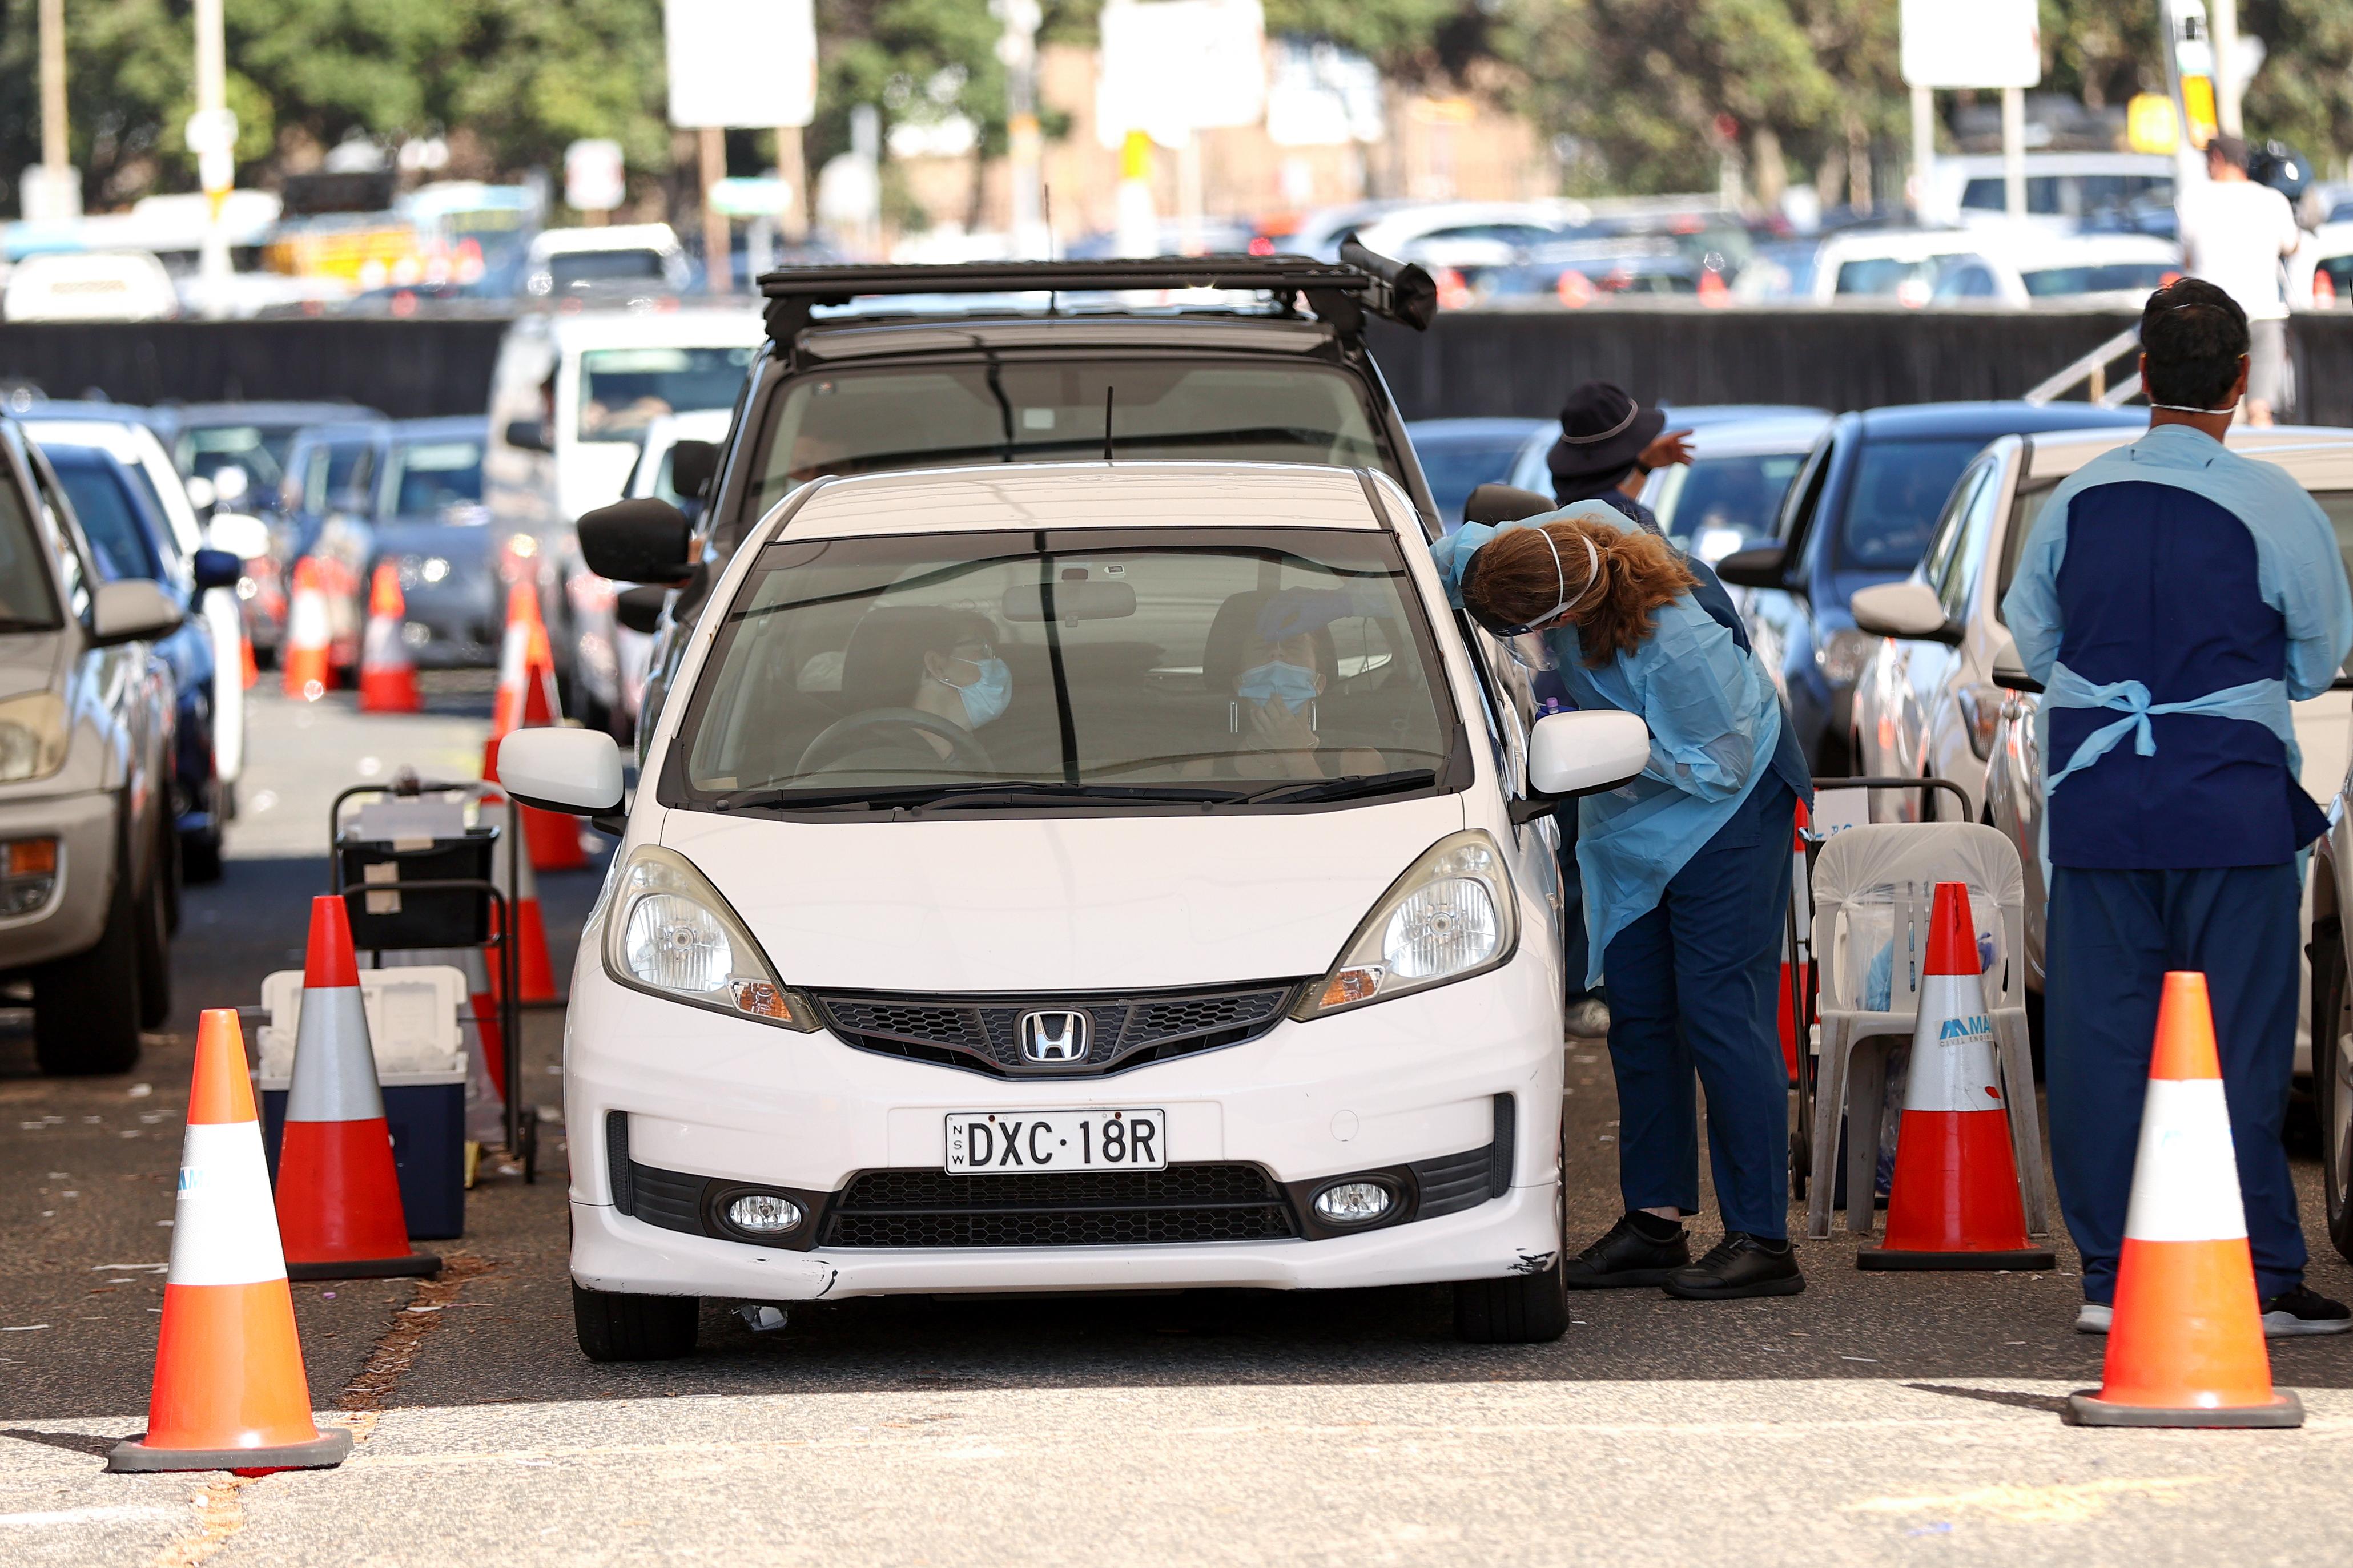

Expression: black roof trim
xmin=756 ymin=241 xmax=1435 ymax=342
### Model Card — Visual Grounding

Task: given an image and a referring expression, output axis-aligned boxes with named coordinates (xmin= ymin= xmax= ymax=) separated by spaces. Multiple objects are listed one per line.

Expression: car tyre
xmin=1453 ymin=1108 xmax=1570 ymax=1344
xmin=572 ymin=1283 xmax=698 ymax=1361
xmin=34 ymin=853 xmax=145 ymax=1075
xmin=2311 ymin=920 xmax=2353 ymax=1263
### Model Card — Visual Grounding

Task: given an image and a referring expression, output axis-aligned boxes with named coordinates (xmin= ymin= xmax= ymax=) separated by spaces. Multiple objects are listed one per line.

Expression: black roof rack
xmin=755 ymin=240 xmax=1436 ymax=342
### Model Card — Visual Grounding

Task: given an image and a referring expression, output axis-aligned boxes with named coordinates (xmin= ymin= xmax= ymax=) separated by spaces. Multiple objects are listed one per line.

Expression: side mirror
xmin=504 ymin=417 xmax=553 ymax=454
xmin=668 ymin=438 xmax=720 ymax=503
xmin=1714 ymin=544 xmax=1787 ymax=590
xmin=1991 ymin=634 xmax=2042 ymax=694
xmin=494 ymin=727 xmax=625 ymax=816
xmin=577 ymin=497 xmax=694 ymax=583
xmin=204 ymin=511 xmax=273 ymax=561
xmin=1462 ymin=483 xmax=1558 ymax=527
xmin=89 ymin=579 xmax=185 ymax=647
xmin=615 ymin=583 xmax=668 ymax=635
xmin=190 ymin=548 xmax=243 ymax=592
xmin=1517 ymin=708 xmax=1650 ymax=820
xmin=1849 ymin=580 xmax=1959 ymax=643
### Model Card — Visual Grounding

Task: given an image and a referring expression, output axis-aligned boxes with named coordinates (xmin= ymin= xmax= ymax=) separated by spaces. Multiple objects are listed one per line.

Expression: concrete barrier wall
xmin=5 ymin=305 xmax=2350 ymax=428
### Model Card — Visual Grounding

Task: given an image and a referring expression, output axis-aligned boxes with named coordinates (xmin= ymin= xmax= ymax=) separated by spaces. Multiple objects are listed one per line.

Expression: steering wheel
xmin=795 ymin=707 xmax=994 ymax=776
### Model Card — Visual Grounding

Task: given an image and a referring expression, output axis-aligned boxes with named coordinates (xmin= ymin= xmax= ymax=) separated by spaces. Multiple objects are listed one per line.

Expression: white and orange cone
xmin=107 ymin=1010 xmax=352 ymax=1474
xmin=275 ymin=896 xmax=441 ymax=1281
xmin=357 ymin=561 xmax=421 ymax=714
xmin=1859 ymin=881 xmax=2055 ymax=1271
xmin=280 ymin=558 xmax=332 ymax=702
xmin=485 ymin=807 xmax=558 ymax=1005
xmin=2068 ymin=972 xmax=2302 ymax=1428
xmin=482 ymin=582 xmax=586 ymax=872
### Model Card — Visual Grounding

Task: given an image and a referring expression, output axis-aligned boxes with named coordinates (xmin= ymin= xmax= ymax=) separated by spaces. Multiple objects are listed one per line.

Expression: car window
xmin=1836 ymin=257 xmax=1940 ymax=296
xmin=746 ymin=362 xmax=1393 ymax=525
xmin=1931 ymin=262 xmax=2000 ymax=300
xmin=25 ymin=460 xmax=89 ymax=620
xmin=1415 ymin=434 xmax=1533 ymax=526
xmin=300 ymin=440 xmax=377 ymax=516
xmin=2311 ymin=490 xmax=2353 ymax=609
xmin=2021 ymin=263 xmax=2179 ymax=297
xmin=1919 ymin=459 xmax=1992 ymax=608
xmin=548 ymin=249 xmax=666 ymax=289
xmin=1837 ymin=438 xmax=1982 ymax=570
xmin=176 ymin=424 xmax=288 ymax=492
xmin=0 ymin=454 xmax=62 ymax=630
xmin=1940 ymin=461 xmax=2005 ymax=620
xmin=47 ymin=453 xmax=160 ymax=583
xmin=1652 ymin=450 xmax=1808 ymax=559
xmin=1996 ymin=479 xmax=2059 ymax=616
xmin=1775 ymin=436 xmax=1835 ymax=549
xmin=578 ymin=346 xmax=757 ymax=442
xmin=381 ymin=438 xmax=485 ymax=516
xmin=671 ymin=526 xmax=1455 ymax=811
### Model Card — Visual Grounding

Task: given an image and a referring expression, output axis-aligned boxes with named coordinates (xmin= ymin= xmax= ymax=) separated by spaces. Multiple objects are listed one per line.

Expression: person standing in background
xmin=2177 ymin=135 xmax=2302 ymax=426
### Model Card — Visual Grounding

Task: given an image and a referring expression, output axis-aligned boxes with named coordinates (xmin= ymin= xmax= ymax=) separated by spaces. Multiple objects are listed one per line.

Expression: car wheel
xmin=1453 ymin=1107 xmax=1570 ymax=1344
xmin=572 ymin=1282 xmax=698 ymax=1361
xmin=33 ymin=854 xmax=145 ymax=1074
xmin=2311 ymin=920 xmax=2353 ymax=1263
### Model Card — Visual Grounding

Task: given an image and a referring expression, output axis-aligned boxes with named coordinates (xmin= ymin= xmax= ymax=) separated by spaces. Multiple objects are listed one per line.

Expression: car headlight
xmin=1815 ymin=627 xmax=1879 ymax=688
xmin=0 ymin=693 xmax=69 ymax=783
xmin=601 ymin=845 xmax=818 ymax=1030
xmin=1293 ymin=829 xmax=1518 ymax=1019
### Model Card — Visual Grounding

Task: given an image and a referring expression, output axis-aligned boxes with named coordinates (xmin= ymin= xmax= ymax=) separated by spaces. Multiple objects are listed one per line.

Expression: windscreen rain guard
xmin=659 ymin=525 xmax=1468 ymax=819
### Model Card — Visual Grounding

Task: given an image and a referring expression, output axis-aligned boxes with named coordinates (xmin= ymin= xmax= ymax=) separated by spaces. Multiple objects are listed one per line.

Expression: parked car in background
xmin=1345 ymin=201 xmax=1591 ymax=281
xmin=1714 ymin=401 xmax=2145 ymax=774
xmin=1928 ymin=233 xmax=2181 ymax=308
xmin=608 ymin=409 xmax=732 ymax=727
xmin=365 ymin=417 xmax=500 ymax=669
xmin=0 ymin=418 xmax=186 ymax=1072
xmin=283 ymin=420 xmax=394 ymax=676
xmin=1406 ymin=418 xmax=1554 ymax=527
xmin=1478 ymin=242 xmax=1702 ymax=303
xmin=1635 ymin=410 xmax=1832 ymax=563
xmin=3 ymin=251 xmax=178 ymax=321
xmin=1736 ymin=229 xmax=1985 ymax=307
xmin=1918 ymin=151 xmax=2175 ymax=233
xmin=523 ymin=224 xmax=694 ymax=300
xmin=2292 ymin=221 xmax=2353 ymax=308
xmin=1503 ymin=405 xmax=1831 ymax=503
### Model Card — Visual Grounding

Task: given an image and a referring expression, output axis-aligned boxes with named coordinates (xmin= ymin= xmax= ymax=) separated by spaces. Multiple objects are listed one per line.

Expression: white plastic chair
xmin=1804 ymin=821 xmax=2050 ymax=1241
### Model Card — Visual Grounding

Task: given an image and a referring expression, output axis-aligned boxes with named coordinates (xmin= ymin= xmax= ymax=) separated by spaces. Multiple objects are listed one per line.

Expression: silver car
xmin=0 ymin=418 xmax=187 ymax=1073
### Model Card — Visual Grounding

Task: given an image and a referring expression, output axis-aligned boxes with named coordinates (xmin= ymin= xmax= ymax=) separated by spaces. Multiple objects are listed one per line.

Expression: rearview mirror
xmin=1849 ymin=580 xmax=1958 ymax=643
xmin=503 ymin=418 xmax=553 ymax=454
xmin=577 ymin=497 xmax=694 ymax=583
xmin=1001 ymin=580 xmax=1137 ymax=623
xmin=494 ymin=727 xmax=625 ymax=816
xmin=1714 ymin=544 xmax=1786 ymax=590
xmin=1990 ymin=634 xmax=2042 ymax=694
xmin=89 ymin=579 xmax=184 ymax=647
xmin=1462 ymin=483 xmax=1558 ymax=527
xmin=668 ymin=439 xmax=720 ymax=503
xmin=1524 ymin=708 xmax=1651 ymax=808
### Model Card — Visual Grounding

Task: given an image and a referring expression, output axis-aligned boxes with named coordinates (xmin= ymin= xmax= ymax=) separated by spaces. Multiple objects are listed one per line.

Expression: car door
xmin=1917 ymin=452 xmax=2009 ymax=819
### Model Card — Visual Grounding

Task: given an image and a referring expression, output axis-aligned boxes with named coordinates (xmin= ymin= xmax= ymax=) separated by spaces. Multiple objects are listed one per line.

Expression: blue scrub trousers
xmin=1602 ymin=776 xmax=1797 ymax=1238
xmin=2045 ymin=863 xmax=2307 ymax=1303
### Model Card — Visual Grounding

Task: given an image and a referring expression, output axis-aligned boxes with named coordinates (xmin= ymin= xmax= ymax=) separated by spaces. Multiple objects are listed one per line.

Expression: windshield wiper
xmin=914 ymin=782 xmax=1248 ymax=809
xmin=712 ymin=779 xmax=1248 ymax=813
xmin=1233 ymin=769 xmax=1438 ymax=807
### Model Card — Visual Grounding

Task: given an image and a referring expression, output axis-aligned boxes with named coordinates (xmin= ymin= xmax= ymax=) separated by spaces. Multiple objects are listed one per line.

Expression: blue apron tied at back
xmin=2042 ymin=666 xmax=2297 ymax=793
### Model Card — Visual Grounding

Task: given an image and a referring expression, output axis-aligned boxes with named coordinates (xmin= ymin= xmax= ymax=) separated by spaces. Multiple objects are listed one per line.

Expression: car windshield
xmin=2021 ymin=263 xmax=2178 ymax=297
xmin=674 ymin=526 xmax=1455 ymax=812
xmin=1839 ymin=438 xmax=1982 ymax=569
xmin=381 ymin=438 xmax=484 ymax=517
xmin=1835 ymin=257 xmax=1944 ymax=296
xmin=745 ymin=362 xmax=1392 ymax=523
xmin=549 ymin=249 xmax=666 ymax=289
xmin=1415 ymin=434 xmax=1534 ymax=525
xmin=578 ymin=346 xmax=756 ymax=441
xmin=176 ymin=424 xmax=292 ymax=494
xmin=295 ymin=439 xmax=376 ymax=517
xmin=1652 ymin=450 xmax=1808 ymax=557
xmin=48 ymin=453 xmax=160 ymax=582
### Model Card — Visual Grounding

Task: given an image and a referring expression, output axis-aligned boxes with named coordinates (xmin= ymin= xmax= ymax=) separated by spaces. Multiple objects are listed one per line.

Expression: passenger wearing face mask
xmin=905 ymin=611 xmax=1011 ymax=752
xmin=1194 ymin=590 xmax=1383 ymax=781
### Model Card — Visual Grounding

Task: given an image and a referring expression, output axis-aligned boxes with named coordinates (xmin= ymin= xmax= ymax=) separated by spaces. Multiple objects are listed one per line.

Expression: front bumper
xmin=565 ymin=955 xmax=1564 ymax=1300
xmin=0 ymin=788 xmax=115 ymax=970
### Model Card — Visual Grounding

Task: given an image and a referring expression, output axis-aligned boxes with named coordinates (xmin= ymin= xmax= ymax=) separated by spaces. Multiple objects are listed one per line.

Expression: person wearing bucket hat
xmin=1547 ymin=382 xmax=1694 ymax=513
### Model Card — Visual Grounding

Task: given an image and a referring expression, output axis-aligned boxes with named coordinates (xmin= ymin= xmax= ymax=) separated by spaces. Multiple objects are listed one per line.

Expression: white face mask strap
xmin=1529 ymin=528 xmax=1604 ymax=628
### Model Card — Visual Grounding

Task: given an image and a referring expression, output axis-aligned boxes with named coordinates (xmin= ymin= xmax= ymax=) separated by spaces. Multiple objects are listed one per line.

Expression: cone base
xmin=1858 ymin=1246 xmax=2057 ymax=1272
xmin=286 ymin=1251 xmax=441 ymax=1281
xmin=107 ymin=1425 xmax=353 ymax=1474
xmin=2065 ymin=1390 xmax=2302 ymax=1429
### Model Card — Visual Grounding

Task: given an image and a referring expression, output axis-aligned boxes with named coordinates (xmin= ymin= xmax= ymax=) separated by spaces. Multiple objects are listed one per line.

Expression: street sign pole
xmin=1899 ymin=0 xmax=2040 ymax=224
xmin=192 ymin=0 xmax=234 ymax=320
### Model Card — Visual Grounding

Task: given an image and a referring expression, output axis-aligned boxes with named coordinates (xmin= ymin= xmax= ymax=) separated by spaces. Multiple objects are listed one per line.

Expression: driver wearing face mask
xmin=907 ymin=611 xmax=1011 ymax=753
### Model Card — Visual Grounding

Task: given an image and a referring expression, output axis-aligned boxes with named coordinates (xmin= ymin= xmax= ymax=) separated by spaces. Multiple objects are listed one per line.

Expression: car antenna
xmin=1103 ymin=385 xmax=1115 ymax=463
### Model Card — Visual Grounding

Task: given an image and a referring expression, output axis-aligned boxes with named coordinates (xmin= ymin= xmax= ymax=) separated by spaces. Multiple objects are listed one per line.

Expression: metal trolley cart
xmin=328 ymin=774 xmax=538 ymax=1182
xmin=1785 ymin=776 xmax=1973 ymax=1201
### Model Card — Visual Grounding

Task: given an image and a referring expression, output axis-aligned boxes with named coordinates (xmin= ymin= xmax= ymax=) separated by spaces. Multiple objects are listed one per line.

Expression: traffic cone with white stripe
xmin=2068 ymin=972 xmax=2302 ymax=1427
xmin=280 ymin=558 xmax=332 ymax=702
xmin=1859 ymin=881 xmax=2055 ymax=1271
xmin=356 ymin=561 xmax=421 ymax=713
xmin=486 ymin=807 xmax=557 ymax=1004
xmin=275 ymin=896 xmax=441 ymax=1280
xmin=107 ymin=1009 xmax=352 ymax=1474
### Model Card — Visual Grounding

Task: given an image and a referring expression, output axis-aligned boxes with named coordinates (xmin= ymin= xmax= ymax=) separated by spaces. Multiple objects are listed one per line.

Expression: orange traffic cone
xmin=2068 ymin=973 xmax=2302 ymax=1427
xmin=1860 ymin=882 xmax=2055 ymax=1271
xmin=357 ymin=561 xmax=421 ymax=714
xmin=280 ymin=558 xmax=332 ymax=701
xmin=1777 ymin=799 xmax=1811 ymax=1080
xmin=275 ymin=896 xmax=441 ymax=1280
xmin=107 ymin=1010 xmax=353 ymax=1474
xmin=485 ymin=797 xmax=558 ymax=1005
xmin=482 ymin=583 xmax=587 ymax=872
xmin=240 ymin=631 xmax=258 ymax=690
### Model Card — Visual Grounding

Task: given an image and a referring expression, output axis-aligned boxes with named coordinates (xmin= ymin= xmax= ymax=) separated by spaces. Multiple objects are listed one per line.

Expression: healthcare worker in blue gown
xmin=1435 ymin=501 xmax=1815 ymax=1299
xmin=2004 ymin=277 xmax=2353 ymax=1337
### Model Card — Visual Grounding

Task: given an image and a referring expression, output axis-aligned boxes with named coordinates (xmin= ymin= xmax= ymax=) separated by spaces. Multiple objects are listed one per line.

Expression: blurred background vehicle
xmin=364 ymin=417 xmax=498 ymax=670
xmin=1918 ymin=151 xmax=2177 ymax=233
xmin=1927 ymin=233 xmax=2182 ymax=308
xmin=282 ymin=419 xmax=394 ymax=678
xmin=2 ymin=251 xmax=178 ymax=321
xmin=1638 ymin=410 xmax=1834 ymax=563
xmin=1503 ymin=404 xmax=1829 ymax=499
xmin=1405 ymin=417 xmax=1553 ymax=527
xmin=522 ymin=224 xmax=694 ymax=300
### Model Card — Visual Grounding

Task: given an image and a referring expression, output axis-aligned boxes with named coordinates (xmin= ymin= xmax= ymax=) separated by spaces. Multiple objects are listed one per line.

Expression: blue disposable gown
xmin=1433 ymin=503 xmax=1787 ymax=985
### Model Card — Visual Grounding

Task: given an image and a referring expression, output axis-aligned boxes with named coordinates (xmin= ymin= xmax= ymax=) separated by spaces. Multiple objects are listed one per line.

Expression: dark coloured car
xmin=1715 ymin=400 xmax=2145 ymax=774
xmin=364 ymin=417 xmax=501 ymax=668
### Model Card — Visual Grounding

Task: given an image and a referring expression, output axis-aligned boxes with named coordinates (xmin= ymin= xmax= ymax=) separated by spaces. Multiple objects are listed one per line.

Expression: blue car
xmin=41 ymin=444 xmax=242 ymax=882
xmin=1715 ymin=401 xmax=2146 ymax=775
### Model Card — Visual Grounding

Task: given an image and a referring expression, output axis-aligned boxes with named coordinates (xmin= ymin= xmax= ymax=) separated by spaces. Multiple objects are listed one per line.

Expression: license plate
xmin=944 ymin=1110 xmax=1167 ymax=1174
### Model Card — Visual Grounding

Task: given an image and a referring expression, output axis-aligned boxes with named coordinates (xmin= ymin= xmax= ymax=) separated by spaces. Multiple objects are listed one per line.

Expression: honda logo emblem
xmin=1019 ymin=1010 xmax=1090 ymax=1064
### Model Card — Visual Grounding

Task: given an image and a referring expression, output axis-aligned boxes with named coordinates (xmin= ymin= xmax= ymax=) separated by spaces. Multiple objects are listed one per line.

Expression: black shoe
xmin=2260 ymin=1285 xmax=2353 ymax=1337
xmin=1561 ymin=1211 xmax=1690 ymax=1289
xmin=1662 ymin=1232 xmax=1805 ymax=1300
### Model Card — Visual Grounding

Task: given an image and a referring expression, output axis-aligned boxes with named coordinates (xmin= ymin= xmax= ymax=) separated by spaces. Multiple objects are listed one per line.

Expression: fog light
xmin=725 ymin=1194 xmax=803 ymax=1234
xmin=1312 ymin=1180 xmax=1394 ymax=1226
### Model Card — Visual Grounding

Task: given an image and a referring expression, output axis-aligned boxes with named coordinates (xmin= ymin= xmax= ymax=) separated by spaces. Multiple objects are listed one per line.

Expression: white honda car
xmin=499 ymin=461 xmax=1650 ymax=1359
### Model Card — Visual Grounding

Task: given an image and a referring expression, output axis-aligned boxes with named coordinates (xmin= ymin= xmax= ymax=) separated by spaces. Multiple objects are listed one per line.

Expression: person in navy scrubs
xmin=2004 ymin=278 xmax=2353 ymax=1336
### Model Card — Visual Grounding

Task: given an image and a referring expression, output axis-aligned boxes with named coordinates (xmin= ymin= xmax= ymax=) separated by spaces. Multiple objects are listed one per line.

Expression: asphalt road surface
xmin=6 ymin=681 xmax=2353 ymax=1566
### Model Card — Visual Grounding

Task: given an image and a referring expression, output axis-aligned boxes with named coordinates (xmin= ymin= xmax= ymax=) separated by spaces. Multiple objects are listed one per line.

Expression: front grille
xmin=822 ymin=1162 xmax=1298 ymax=1248
xmin=814 ymin=981 xmax=1299 ymax=1077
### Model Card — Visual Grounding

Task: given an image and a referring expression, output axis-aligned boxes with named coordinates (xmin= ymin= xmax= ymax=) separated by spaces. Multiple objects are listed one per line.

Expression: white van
xmin=495 ymin=461 xmax=1650 ymax=1359
xmin=3 ymin=251 xmax=177 ymax=322
xmin=482 ymin=304 xmax=763 ymax=727
xmin=1918 ymin=152 xmax=2175 ymax=233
